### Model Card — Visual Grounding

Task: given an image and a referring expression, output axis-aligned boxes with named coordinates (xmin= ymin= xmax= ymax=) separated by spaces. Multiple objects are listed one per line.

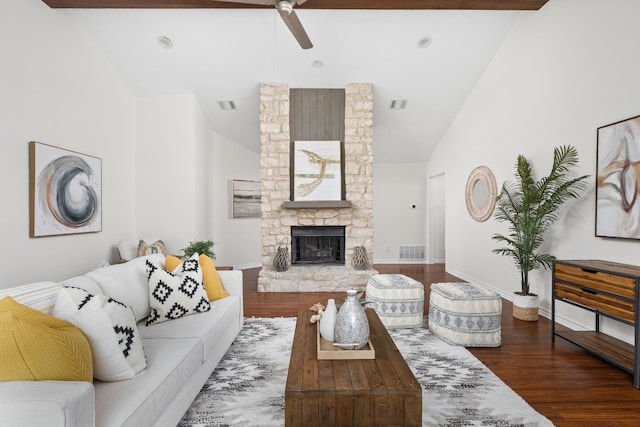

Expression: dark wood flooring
xmin=242 ymin=264 xmax=640 ymax=427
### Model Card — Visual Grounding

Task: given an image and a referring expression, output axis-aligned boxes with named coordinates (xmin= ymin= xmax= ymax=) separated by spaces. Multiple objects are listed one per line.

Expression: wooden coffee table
xmin=285 ymin=308 xmax=422 ymax=426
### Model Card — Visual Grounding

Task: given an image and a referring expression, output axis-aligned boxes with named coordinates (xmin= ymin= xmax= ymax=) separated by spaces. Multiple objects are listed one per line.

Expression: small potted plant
xmin=182 ymin=240 xmax=216 ymax=260
xmin=492 ymin=145 xmax=588 ymax=321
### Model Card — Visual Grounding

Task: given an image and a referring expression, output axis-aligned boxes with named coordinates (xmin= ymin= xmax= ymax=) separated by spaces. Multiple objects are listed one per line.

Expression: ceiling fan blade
xmin=280 ymin=9 xmax=313 ymax=49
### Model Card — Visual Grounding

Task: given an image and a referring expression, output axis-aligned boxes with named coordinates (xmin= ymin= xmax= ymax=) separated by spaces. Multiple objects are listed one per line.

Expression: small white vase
xmin=319 ymin=299 xmax=337 ymax=342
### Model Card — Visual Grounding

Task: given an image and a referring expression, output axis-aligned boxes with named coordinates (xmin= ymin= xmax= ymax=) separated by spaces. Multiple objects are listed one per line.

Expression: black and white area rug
xmin=179 ymin=317 xmax=554 ymax=426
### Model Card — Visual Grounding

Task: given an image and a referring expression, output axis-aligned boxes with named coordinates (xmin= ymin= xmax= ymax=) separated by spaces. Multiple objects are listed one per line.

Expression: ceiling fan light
xmin=276 ymin=0 xmax=293 ymax=16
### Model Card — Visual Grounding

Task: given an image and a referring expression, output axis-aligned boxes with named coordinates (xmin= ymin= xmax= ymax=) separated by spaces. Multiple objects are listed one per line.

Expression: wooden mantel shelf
xmin=283 ymin=200 xmax=352 ymax=209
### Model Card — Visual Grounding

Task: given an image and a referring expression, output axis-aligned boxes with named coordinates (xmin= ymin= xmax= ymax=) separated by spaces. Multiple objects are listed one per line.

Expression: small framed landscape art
xmin=232 ymin=179 xmax=261 ymax=218
xmin=29 ymin=141 xmax=102 ymax=237
xmin=293 ymin=141 xmax=342 ymax=201
xmin=596 ymin=114 xmax=640 ymax=239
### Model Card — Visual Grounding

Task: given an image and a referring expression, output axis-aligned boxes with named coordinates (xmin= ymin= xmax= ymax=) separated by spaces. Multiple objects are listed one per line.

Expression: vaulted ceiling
xmin=41 ymin=0 xmax=549 ymax=162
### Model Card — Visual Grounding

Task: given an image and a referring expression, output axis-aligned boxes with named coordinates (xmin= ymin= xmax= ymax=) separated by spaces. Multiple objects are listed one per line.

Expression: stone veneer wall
xmin=258 ymin=82 xmax=377 ymax=292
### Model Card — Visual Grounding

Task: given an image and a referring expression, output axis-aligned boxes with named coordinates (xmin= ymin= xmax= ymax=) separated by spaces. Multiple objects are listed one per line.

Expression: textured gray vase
xmin=334 ymin=289 xmax=369 ymax=350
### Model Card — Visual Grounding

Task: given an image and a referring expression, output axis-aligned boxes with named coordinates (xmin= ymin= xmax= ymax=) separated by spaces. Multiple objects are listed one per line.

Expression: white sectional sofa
xmin=0 ymin=254 xmax=244 ymax=427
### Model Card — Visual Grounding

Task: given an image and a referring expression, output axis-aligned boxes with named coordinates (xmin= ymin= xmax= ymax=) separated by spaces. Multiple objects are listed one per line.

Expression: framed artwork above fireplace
xmin=293 ymin=141 xmax=342 ymax=201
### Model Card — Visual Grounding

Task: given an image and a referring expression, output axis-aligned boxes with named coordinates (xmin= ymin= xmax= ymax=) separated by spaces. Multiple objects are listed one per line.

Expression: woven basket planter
xmin=512 ymin=294 xmax=539 ymax=321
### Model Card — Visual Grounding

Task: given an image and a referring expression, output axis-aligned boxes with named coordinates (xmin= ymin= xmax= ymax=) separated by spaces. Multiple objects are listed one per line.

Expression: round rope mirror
xmin=465 ymin=166 xmax=497 ymax=222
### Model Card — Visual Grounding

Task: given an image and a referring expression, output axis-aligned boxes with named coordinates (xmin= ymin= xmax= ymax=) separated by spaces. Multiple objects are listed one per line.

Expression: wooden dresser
xmin=552 ymin=259 xmax=640 ymax=388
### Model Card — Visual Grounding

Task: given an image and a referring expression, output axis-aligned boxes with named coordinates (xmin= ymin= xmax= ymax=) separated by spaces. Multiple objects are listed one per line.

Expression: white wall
xmin=136 ymin=94 xmax=212 ymax=255
xmin=373 ymin=162 xmax=427 ymax=262
xmin=211 ymin=132 xmax=261 ymax=269
xmin=427 ymin=173 xmax=446 ymax=263
xmin=0 ymin=0 xmax=137 ymax=286
xmin=426 ymin=0 xmax=640 ymax=341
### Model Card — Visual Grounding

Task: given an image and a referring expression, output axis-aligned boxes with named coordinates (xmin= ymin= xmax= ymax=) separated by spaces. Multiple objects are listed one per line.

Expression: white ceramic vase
xmin=319 ymin=299 xmax=337 ymax=342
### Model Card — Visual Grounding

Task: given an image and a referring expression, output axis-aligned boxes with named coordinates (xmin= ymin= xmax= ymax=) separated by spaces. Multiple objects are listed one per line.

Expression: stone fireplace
xmin=257 ymin=82 xmax=377 ymax=292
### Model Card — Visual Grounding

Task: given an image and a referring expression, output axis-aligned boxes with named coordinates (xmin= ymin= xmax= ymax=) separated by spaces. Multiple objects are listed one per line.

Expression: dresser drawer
xmin=554 ymin=263 xmax=636 ymax=300
xmin=554 ymin=282 xmax=635 ymax=323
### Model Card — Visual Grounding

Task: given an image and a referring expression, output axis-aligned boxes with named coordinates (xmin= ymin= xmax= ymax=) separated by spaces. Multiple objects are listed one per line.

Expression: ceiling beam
xmin=41 ymin=0 xmax=549 ymax=10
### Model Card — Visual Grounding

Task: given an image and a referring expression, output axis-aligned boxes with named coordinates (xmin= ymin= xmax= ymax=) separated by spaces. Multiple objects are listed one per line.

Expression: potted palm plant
xmin=492 ymin=145 xmax=589 ymax=321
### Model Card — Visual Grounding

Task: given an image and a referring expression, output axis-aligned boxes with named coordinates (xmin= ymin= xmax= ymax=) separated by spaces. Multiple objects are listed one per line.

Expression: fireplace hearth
xmin=291 ymin=226 xmax=345 ymax=265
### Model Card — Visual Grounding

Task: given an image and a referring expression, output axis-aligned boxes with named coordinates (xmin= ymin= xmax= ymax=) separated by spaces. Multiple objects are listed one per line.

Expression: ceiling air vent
xmin=218 ymin=100 xmax=237 ymax=111
xmin=389 ymin=99 xmax=408 ymax=110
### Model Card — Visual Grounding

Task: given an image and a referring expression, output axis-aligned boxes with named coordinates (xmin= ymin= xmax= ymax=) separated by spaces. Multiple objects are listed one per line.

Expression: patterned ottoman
xmin=365 ymin=274 xmax=424 ymax=327
xmin=428 ymin=282 xmax=502 ymax=347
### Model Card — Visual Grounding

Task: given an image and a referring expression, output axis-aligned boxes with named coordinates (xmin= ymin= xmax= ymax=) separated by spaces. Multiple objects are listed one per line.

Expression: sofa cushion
xmin=0 ymin=381 xmax=94 ymax=427
xmin=53 ymin=287 xmax=147 ymax=381
xmin=93 ymin=337 xmax=202 ymax=427
xmin=0 ymin=297 xmax=93 ymax=382
xmin=145 ymin=254 xmax=211 ymax=326
xmin=85 ymin=254 xmax=164 ymax=321
xmin=139 ymin=295 xmax=240 ymax=362
xmin=166 ymin=255 xmax=228 ymax=301
xmin=0 ymin=281 xmax=61 ymax=314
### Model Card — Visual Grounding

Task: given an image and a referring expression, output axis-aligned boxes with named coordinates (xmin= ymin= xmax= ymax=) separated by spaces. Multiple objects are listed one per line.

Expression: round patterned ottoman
xmin=365 ymin=274 xmax=424 ymax=327
xmin=428 ymin=282 xmax=502 ymax=347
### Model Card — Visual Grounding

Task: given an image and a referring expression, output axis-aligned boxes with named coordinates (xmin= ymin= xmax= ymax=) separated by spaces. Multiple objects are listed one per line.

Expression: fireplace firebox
xmin=291 ymin=226 xmax=345 ymax=265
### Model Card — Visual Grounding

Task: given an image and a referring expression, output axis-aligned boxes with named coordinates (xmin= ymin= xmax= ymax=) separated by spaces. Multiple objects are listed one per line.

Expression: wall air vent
xmin=218 ymin=100 xmax=237 ymax=111
xmin=399 ymin=245 xmax=425 ymax=261
xmin=389 ymin=99 xmax=408 ymax=110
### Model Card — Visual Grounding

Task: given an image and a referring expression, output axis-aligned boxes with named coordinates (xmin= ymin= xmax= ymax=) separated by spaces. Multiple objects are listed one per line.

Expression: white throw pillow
xmin=53 ymin=286 xmax=147 ymax=381
xmin=145 ymin=253 xmax=211 ymax=326
xmin=85 ymin=254 xmax=164 ymax=321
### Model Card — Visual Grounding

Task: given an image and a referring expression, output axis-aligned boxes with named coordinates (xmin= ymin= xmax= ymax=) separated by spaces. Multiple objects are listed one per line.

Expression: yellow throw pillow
xmin=165 ymin=255 xmax=228 ymax=301
xmin=0 ymin=296 xmax=93 ymax=382
xmin=198 ymin=254 xmax=229 ymax=301
xmin=165 ymin=255 xmax=182 ymax=272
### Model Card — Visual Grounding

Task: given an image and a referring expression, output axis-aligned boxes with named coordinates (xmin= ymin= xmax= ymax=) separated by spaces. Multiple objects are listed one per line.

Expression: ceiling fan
xmin=218 ymin=0 xmax=312 ymax=49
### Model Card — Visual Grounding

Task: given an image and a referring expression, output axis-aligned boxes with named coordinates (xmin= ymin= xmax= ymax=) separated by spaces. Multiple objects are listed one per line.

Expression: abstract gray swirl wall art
xmin=29 ymin=141 xmax=102 ymax=237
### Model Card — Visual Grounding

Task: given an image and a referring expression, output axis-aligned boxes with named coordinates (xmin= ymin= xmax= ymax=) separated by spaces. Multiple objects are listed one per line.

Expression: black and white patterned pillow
xmin=145 ymin=253 xmax=211 ymax=326
xmin=53 ymin=286 xmax=147 ymax=381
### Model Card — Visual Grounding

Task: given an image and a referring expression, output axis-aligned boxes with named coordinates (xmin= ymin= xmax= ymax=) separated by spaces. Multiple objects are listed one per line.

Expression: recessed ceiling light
xmin=390 ymin=99 xmax=408 ymax=110
xmin=157 ymin=35 xmax=173 ymax=49
xmin=218 ymin=100 xmax=237 ymax=111
xmin=417 ymin=36 xmax=432 ymax=49
xmin=312 ymin=60 xmax=324 ymax=68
